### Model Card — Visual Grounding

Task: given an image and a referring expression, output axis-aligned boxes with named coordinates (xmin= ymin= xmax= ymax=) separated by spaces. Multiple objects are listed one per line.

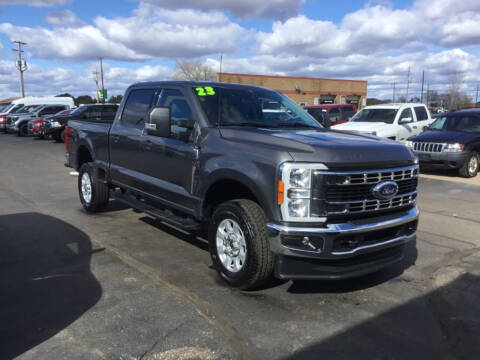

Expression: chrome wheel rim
xmin=81 ymin=172 xmax=92 ymax=204
xmin=469 ymin=155 xmax=478 ymax=175
xmin=216 ymin=218 xmax=247 ymax=273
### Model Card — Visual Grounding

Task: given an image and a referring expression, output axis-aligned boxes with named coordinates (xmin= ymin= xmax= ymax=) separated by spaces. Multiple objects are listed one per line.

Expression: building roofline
xmin=217 ymin=72 xmax=368 ymax=84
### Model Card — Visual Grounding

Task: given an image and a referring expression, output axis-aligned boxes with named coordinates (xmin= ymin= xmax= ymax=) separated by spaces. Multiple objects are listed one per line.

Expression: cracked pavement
xmin=0 ymin=134 xmax=479 ymax=360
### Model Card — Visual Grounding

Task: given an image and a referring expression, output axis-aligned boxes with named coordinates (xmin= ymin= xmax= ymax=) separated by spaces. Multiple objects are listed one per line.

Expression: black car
xmin=407 ymin=109 xmax=480 ymax=177
xmin=44 ymin=104 xmax=118 ymax=142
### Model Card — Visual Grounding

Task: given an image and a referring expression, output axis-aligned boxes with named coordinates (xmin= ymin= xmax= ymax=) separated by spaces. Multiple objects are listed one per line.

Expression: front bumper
xmin=267 ymin=206 xmax=419 ymax=280
xmin=415 ymin=151 xmax=469 ymax=169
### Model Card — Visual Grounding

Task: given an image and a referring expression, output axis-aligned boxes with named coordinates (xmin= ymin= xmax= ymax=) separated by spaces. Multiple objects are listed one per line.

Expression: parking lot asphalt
xmin=1 ymin=134 xmax=479 ymax=360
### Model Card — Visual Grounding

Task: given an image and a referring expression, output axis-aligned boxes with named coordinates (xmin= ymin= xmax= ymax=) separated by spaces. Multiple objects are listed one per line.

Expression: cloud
xmin=142 ymin=0 xmax=304 ymax=20
xmin=0 ymin=60 xmax=173 ymax=99
xmin=0 ymin=4 xmax=248 ymax=61
xmin=0 ymin=0 xmax=69 ymax=7
xmin=45 ymin=10 xmax=85 ymax=28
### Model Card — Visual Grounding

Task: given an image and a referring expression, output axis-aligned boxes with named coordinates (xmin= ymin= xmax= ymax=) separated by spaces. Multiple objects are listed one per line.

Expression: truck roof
xmin=364 ymin=103 xmax=426 ymax=110
xmin=129 ymin=81 xmax=273 ymax=92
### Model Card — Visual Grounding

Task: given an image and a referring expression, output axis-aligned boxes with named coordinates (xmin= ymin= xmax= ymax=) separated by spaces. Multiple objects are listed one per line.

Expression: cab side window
xmin=101 ymin=105 xmax=118 ymax=122
xmin=157 ymin=89 xmax=193 ymax=142
xmin=121 ymin=89 xmax=155 ymax=127
xmin=399 ymin=108 xmax=413 ymax=123
xmin=342 ymin=106 xmax=356 ymax=119
xmin=414 ymin=106 xmax=428 ymax=121
xmin=329 ymin=107 xmax=340 ymax=121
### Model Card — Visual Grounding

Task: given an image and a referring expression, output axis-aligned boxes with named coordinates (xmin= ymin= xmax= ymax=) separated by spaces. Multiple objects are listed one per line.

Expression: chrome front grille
xmin=327 ymin=192 xmax=417 ymax=215
xmin=313 ymin=165 xmax=419 ymax=217
xmin=413 ymin=142 xmax=445 ymax=153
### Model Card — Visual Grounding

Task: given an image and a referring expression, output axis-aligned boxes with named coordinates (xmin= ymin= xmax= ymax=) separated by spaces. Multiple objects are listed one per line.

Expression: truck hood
xmin=410 ymin=130 xmax=478 ymax=144
xmin=332 ymin=121 xmax=393 ymax=133
xmin=219 ymin=128 xmax=414 ymax=166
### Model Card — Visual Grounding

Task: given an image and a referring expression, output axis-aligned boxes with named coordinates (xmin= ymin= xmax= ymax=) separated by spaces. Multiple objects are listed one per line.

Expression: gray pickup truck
xmin=66 ymin=81 xmax=419 ymax=289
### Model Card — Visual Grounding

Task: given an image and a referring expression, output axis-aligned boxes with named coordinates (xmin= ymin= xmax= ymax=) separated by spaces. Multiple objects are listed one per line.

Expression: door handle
xmin=111 ymin=135 xmax=120 ymax=143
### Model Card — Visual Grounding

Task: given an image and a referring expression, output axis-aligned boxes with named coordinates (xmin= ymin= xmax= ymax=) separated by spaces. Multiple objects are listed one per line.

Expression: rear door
xmin=109 ymin=88 xmax=157 ymax=189
xmin=413 ymin=106 xmax=430 ymax=135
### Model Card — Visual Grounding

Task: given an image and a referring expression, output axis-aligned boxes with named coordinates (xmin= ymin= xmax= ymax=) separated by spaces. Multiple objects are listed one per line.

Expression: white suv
xmin=332 ymin=103 xmax=434 ymax=142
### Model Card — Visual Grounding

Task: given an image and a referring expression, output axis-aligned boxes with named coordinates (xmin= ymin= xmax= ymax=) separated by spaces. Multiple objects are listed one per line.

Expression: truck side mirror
xmin=146 ymin=107 xmax=170 ymax=137
xmin=399 ymin=117 xmax=412 ymax=124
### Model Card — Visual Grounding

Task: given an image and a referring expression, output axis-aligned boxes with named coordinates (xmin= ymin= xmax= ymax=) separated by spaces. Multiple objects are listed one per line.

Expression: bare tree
xmin=172 ymin=60 xmax=216 ymax=81
xmin=446 ymin=72 xmax=465 ymax=110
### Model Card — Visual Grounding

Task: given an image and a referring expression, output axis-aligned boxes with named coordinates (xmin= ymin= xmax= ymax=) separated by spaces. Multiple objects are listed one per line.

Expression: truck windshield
xmin=430 ymin=116 xmax=480 ymax=132
xmin=351 ymin=108 xmax=398 ymax=124
xmin=192 ymin=86 xmax=321 ymax=129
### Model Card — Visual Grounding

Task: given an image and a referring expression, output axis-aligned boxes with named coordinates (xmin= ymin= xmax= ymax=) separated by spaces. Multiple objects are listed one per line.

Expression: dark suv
xmin=44 ymin=104 xmax=118 ymax=142
xmin=305 ymin=104 xmax=357 ymax=127
xmin=407 ymin=109 xmax=480 ymax=177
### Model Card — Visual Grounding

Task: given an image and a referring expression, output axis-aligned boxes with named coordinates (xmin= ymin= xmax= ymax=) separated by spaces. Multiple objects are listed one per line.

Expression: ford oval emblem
xmin=372 ymin=181 xmax=399 ymax=200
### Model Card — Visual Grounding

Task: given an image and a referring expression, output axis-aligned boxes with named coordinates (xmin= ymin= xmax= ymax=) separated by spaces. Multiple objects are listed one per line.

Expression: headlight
xmin=405 ymin=140 xmax=413 ymax=148
xmin=52 ymin=121 xmax=61 ymax=127
xmin=278 ymin=162 xmax=328 ymax=222
xmin=443 ymin=143 xmax=464 ymax=152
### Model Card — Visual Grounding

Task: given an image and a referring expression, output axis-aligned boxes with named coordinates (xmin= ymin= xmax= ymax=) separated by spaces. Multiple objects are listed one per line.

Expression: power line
xmin=12 ymin=41 xmax=27 ymax=98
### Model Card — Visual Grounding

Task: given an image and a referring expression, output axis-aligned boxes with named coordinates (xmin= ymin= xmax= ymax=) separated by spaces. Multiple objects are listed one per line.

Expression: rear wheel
xmin=60 ymin=129 xmax=65 ymax=143
xmin=459 ymin=151 xmax=479 ymax=178
xmin=78 ymin=163 xmax=110 ymax=212
xmin=208 ymin=199 xmax=273 ymax=290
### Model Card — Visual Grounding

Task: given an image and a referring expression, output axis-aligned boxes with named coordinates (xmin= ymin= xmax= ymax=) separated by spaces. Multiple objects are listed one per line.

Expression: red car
xmin=28 ymin=118 xmax=45 ymax=137
xmin=305 ymin=104 xmax=357 ymax=126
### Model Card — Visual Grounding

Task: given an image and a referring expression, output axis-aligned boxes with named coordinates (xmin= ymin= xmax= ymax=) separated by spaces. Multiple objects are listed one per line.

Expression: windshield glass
xmin=1 ymin=103 xmax=15 ymax=113
xmin=193 ymin=86 xmax=321 ymax=129
xmin=430 ymin=115 xmax=480 ymax=132
xmin=351 ymin=108 xmax=398 ymax=124
xmin=11 ymin=104 xmax=25 ymax=113
xmin=70 ymin=106 xmax=87 ymax=115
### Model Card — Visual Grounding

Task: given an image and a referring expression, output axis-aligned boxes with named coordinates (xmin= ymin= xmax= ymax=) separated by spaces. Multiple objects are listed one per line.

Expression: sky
xmin=0 ymin=0 xmax=479 ymax=100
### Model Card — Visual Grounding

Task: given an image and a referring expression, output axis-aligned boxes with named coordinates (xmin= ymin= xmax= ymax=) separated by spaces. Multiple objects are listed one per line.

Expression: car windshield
xmin=350 ymin=108 xmax=398 ymax=124
xmin=192 ymin=86 xmax=321 ymax=129
xmin=70 ymin=106 xmax=88 ymax=115
xmin=11 ymin=104 xmax=25 ymax=113
xmin=429 ymin=115 xmax=480 ymax=132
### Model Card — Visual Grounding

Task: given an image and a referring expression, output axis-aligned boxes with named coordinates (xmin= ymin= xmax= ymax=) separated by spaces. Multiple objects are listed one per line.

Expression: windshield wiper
xmin=275 ymin=122 xmax=319 ymax=129
xmin=220 ymin=122 xmax=271 ymax=128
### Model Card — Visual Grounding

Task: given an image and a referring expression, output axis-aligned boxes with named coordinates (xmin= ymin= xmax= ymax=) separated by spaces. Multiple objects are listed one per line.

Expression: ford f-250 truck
xmin=65 ymin=81 xmax=419 ymax=289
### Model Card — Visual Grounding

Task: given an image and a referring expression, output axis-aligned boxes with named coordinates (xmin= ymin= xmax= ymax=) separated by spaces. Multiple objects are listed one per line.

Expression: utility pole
xmin=12 ymin=41 xmax=27 ymax=98
xmin=426 ymin=83 xmax=430 ymax=107
xmin=420 ymin=70 xmax=425 ymax=103
xmin=92 ymin=69 xmax=100 ymax=103
xmin=405 ymin=66 xmax=411 ymax=102
xmin=99 ymin=57 xmax=105 ymax=103
xmin=393 ymin=81 xmax=396 ymax=103
xmin=219 ymin=54 xmax=223 ymax=82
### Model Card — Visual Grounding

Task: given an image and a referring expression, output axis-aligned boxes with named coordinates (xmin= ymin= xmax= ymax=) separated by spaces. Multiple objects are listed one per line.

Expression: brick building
xmin=217 ymin=72 xmax=367 ymax=108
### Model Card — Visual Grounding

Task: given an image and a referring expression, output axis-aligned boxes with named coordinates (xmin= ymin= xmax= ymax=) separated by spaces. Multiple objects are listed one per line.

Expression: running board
xmin=111 ymin=190 xmax=200 ymax=231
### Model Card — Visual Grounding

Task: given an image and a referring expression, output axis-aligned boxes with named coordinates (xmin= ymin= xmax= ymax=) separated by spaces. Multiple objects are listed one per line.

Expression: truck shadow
xmin=0 ymin=212 xmax=102 ymax=359
xmin=286 ymin=240 xmax=418 ymax=294
xmin=284 ymin=273 xmax=480 ymax=360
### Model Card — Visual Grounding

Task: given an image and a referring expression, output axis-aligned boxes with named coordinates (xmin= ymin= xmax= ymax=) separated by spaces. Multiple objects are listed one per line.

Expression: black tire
xmin=60 ymin=129 xmax=65 ymax=143
xmin=52 ymin=133 xmax=60 ymax=142
xmin=78 ymin=163 xmax=110 ymax=212
xmin=208 ymin=199 xmax=274 ymax=290
xmin=18 ymin=123 xmax=28 ymax=137
xmin=459 ymin=151 xmax=479 ymax=178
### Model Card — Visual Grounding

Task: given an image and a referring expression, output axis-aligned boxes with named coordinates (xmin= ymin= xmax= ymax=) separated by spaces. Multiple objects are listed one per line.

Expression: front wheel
xmin=208 ymin=199 xmax=274 ymax=290
xmin=78 ymin=163 xmax=110 ymax=212
xmin=459 ymin=151 xmax=479 ymax=178
xmin=18 ymin=123 xmax=28 ymax=137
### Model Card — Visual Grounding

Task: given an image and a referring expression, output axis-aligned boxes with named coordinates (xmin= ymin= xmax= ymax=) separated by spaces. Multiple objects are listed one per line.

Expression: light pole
xmin=12 ymin=41 xmax=27 ymax=98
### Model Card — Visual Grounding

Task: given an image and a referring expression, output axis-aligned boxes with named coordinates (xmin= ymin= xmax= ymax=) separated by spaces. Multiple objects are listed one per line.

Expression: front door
xmin=139 ymin=87 xmax=198 ymax=213
xmin=396 ymin=107 xmax=415 ymax=141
